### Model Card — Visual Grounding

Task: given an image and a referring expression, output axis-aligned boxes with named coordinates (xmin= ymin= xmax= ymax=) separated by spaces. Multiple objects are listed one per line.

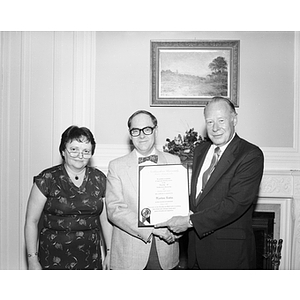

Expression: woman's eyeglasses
xmin=65 ymin=148 xmax=92 ymax=158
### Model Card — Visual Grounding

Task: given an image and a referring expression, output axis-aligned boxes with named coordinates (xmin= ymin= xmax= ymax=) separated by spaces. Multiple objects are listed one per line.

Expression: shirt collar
xmin=214 ymin=132 xmax=236 ymax=155
xmin=135 ymin=148 xmax=157 ymax=159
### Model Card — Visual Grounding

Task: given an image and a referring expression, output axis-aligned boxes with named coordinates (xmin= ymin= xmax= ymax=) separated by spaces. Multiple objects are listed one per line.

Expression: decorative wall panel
xmin=0 ymin=31 xmax=96 ymax=269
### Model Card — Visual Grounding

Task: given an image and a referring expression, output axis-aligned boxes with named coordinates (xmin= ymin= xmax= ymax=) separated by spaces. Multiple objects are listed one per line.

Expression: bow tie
xmin=138 ymin=155 xmax=158 ymax=164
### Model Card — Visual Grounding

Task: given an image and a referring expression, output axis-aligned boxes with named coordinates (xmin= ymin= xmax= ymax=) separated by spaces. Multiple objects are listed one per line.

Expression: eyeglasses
xmin=129 ymin=126 xmax=156 ymax=137
xmin=65 ymin=148 xmax=92 ymax=158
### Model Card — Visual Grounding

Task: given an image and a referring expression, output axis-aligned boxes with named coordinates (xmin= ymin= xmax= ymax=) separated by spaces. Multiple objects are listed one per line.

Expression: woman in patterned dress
xmin=24 ymin=126 xmax=112 ymax=270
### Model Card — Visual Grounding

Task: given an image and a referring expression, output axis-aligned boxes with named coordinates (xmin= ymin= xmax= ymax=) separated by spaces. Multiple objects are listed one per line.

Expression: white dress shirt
xmin=196 ymin=133 xmax=236 ymax=196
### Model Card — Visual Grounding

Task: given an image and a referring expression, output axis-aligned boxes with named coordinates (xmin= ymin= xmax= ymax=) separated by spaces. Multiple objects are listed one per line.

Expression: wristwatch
xmin=188 ymin=215 xmax=193 ymax=227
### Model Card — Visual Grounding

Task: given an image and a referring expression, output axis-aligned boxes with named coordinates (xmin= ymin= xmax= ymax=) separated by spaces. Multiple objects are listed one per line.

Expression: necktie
xmin=138 ymin=154 xmax=158 ymax=164
xmin=202 ymin=147 xmax=221 ymax=190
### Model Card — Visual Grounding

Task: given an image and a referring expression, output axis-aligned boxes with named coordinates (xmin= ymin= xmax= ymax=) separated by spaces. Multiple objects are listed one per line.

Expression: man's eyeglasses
xmin=65 ymin=148 xmax=92 ymax=158
xmin=129 ymin=126 xmax=156 ymax=137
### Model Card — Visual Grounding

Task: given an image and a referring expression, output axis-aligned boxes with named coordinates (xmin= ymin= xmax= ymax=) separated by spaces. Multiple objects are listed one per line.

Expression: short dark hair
xmin=59 ymin=125 xmax=96 ymax=160
xmin=127 ymin=110 xmax=158 ymax=128
xmin=204 ymin=96 xmax=237 ymax=115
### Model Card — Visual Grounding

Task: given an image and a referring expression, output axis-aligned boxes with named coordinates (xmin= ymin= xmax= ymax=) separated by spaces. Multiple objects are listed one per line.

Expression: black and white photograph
xmin=0 ymin=2 xmax=299 ymax=299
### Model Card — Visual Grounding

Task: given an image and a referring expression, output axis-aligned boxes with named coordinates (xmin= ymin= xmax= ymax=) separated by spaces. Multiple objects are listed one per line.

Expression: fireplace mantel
xmin=258 ymin=170 xmax=300 ymax=269
xmin=259 ymin=170 xmax=300 ymax=198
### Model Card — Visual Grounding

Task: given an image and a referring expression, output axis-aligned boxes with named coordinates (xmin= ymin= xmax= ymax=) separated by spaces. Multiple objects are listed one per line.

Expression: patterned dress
xmin=34 ymin=164 xmax=106 ymax=270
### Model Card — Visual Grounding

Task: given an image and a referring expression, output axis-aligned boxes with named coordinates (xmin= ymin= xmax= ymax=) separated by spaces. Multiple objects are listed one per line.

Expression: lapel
xmin=125 ymin=150 xmax=139 ymax=192
xmin=194 ymin=135 xmax=241 ymax=206
xmin=191 ymin=142 xmax=211 ymax=200
xmin=124 ymin=148 xmax=166 ymax=193
xmin=157 ymin=150 xmax=168 ymax=164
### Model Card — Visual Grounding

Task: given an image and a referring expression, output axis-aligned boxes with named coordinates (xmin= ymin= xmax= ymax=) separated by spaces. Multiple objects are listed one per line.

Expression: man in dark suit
xmin=156 ymin=97 xmax=264 ymax=269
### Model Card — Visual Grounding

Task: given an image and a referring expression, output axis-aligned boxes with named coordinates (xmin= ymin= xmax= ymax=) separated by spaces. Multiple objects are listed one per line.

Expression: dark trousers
xmin=189 ymin=260 xmax=200 ymax=270
xmin=144 ymin=238 xmax=162 ymax=270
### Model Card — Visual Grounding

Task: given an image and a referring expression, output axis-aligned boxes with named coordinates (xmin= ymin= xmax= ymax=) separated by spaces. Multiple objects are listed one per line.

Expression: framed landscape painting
xmin=150 ymin=40 xmax=239 ymax=107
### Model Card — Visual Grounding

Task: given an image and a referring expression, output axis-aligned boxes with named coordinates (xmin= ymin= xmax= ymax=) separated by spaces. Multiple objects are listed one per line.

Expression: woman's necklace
xmin=65 ymin=164 xmax=86 ymax=180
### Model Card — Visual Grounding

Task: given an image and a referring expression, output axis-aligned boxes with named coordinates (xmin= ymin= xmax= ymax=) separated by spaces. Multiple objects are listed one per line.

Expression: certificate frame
xmin=138 ymin=164 xmax=189 ymax=227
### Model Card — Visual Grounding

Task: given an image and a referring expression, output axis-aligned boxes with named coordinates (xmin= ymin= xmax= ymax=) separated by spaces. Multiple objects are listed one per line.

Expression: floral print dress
xmin=34 ymin=164 xmax=106 ymax=270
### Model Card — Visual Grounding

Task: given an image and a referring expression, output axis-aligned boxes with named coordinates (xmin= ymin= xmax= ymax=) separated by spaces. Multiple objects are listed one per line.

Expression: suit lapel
xmin=157 ymin=150 xmax=168 ymax=164
xmin=195 ymin=135 xmax=241 ymax=205
xmin=191 ymin=143 xmax=211 ymax=204
xmin=125 ymin=151 xmax=138 ymax=192
xmin=125 ymin=148 xmax=167 ymax=193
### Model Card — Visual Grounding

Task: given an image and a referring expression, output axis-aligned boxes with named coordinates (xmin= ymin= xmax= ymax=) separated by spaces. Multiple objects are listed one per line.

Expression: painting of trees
xmin=151 ymin=40 xmax=239 ymax=106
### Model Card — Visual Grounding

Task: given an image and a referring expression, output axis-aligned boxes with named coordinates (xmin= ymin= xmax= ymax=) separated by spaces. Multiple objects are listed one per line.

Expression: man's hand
xmin=152 ymin=228 xmax=176 ymax=244
xmin=155 ymin=215 xmax=190 ymax=234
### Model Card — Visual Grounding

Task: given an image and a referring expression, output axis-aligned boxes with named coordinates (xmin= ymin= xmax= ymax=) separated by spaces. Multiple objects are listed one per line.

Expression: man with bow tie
xmin=105 ymin=110 xmax=180 ymax=270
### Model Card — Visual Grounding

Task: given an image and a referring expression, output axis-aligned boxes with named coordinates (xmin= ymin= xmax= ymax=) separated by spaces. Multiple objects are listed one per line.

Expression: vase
xmin=180 ymin=158 xmax=193 ymax=195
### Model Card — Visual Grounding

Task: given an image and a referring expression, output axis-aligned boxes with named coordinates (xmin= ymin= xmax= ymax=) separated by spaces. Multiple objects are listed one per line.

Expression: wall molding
xmin=261 ymin=32 xmax=300 ymax=171
xmin=1 ymin=31 xmax=97 ymax=269
xmin=72 ymin=32 xmax=96 ymax=132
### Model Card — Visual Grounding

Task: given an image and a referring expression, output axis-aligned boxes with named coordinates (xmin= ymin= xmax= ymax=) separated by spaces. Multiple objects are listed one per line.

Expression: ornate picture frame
xmin=150 ymin=40 xmax=240 ymax=107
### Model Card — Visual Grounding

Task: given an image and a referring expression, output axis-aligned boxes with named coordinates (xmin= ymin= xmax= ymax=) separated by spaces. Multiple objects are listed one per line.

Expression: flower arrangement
xmin=163 ymin=128 xmax=205 ymax=163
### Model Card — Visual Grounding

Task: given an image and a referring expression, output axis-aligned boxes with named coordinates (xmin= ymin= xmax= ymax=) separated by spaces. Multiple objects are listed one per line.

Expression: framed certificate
xmin=138 ymin=164 xmax=189 ymax=227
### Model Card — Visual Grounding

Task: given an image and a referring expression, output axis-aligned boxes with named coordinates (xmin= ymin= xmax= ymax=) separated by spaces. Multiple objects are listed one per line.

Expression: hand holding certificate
xmin=138 ymin=164 xmax=189 ymax=227
xmin=155 ymin=214 xmax=193 ymax=234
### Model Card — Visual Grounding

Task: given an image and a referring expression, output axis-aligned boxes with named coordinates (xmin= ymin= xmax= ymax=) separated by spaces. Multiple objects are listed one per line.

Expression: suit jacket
xmin=189 ymin=134 xmax=264 ymax=269
xmin=106 ymin=149 xmax=180 ymax=270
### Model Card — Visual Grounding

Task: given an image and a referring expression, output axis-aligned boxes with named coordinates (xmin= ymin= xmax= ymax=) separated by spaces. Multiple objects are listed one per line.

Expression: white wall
xmin=94 ymin=31 xmax=299 ymax=172
xmin=0 ymin=31 xmax=299 ymax=269
xmin=95 ymin=31 xmax=295 ymax=148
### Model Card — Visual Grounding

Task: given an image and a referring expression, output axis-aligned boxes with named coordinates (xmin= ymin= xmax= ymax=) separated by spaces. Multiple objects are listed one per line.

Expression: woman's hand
xmin=102 ymin=251 xmax=111 ymax=270
xmin=28 ymin=259 xmax=42 ymax=270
